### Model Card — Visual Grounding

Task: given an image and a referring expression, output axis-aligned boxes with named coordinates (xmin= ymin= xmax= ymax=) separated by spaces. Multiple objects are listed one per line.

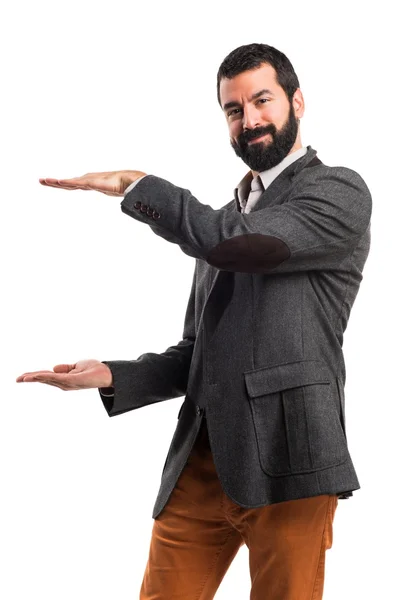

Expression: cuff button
xmin=134 ymin=201 xmax=142 ymax=209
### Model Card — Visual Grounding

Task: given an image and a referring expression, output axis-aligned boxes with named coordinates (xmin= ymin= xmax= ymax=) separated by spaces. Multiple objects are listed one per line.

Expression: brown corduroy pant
xmin=140 ymin=418 xmax=339 ymax=600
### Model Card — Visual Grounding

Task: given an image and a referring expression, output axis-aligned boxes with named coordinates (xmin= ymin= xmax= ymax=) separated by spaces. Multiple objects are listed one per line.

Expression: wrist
xmin=123 ymin=171 xmax=147 ymax=192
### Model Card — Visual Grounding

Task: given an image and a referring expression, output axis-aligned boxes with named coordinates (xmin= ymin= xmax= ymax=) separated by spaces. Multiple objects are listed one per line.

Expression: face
xmin=219 ymin=63 xmax=304 ymax=174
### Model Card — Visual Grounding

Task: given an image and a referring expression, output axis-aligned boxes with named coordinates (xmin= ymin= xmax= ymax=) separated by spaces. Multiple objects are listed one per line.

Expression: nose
xmin=242 ymin=103 xmax=261 ymax=130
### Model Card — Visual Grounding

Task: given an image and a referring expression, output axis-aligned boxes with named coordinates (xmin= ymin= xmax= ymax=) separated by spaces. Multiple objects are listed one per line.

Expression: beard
xmin=230 ymin=102 xmax=299 ymax=172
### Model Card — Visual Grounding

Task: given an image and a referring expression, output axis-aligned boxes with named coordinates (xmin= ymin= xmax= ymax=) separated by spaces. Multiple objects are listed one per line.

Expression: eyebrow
xmin=223 ymin=88 xmax=275 ymax=112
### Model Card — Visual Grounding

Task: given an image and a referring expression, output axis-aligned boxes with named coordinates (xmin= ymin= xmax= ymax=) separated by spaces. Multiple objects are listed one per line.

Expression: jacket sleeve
xmin=119 ymin=166 xmax=372 ymax=274
xmin=98 ymin=265 xmax=197 ymax=417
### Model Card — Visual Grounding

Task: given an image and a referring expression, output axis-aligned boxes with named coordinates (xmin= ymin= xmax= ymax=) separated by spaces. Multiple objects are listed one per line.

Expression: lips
xmin=248 ymin=133 xmax=270 ymax=144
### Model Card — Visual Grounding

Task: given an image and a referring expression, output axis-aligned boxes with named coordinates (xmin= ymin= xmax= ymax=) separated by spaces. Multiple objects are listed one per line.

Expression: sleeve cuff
xmin=124 ymin=175 xmax=148 ymax=196
xmin=98 ymin=387 xmax=115 ymax=397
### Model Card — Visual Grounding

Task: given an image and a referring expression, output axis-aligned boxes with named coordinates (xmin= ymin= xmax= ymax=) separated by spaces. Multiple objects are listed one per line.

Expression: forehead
xmin=219 ymin=63 xmax=281 ymax=105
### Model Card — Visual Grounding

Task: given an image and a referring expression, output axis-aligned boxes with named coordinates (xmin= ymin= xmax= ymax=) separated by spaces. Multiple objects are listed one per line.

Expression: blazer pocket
xmin=244 ymin=360 xmax=349 ymax=477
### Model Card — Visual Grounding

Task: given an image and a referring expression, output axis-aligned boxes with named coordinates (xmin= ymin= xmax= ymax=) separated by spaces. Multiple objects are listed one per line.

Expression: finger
xmin=16 ymin=370 xmax=55 ymax=382
xmin=16 ymin=365 xmax=77 ymax=382
xmin=42 ymin=177 xmax=83 ymax=184
xmin=57 ymin=178 xmax=98 ymax=191
xmin=20 ymin=374 xmax=54 ymax=382
xmin=47 ymin=175 xmax=94 ymax=186
xmin=39 ymin=179 xmax=77 ymax=189
xmin=32 ymin=375 xmax=73 ymax=389
xmin=40 ymin=179 xmax=91 ymax=190
xmin=31 ymin=378 xmax=69 ymax=390
xmin=20 ymin=372 xmax=65 ymax=383
xmin=53 ymin=363 xmax=77 ymax=373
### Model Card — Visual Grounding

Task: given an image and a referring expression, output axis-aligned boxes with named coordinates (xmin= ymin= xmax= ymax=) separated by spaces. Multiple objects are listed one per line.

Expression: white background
xmin=2 ymin=0 xmax=398 ymax=598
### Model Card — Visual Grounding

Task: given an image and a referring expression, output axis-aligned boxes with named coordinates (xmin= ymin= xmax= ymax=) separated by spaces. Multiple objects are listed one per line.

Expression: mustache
xmin=239 ymin=126 xmax=275 ymax=145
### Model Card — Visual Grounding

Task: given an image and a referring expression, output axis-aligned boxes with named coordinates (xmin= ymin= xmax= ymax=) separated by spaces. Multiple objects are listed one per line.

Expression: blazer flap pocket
xmin=244 ymin=360 xmax=331 ymax=398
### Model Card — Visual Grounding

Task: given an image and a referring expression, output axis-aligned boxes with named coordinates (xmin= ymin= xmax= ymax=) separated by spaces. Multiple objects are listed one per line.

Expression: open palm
xmin=16 ymin=359 xmax=113 ymax=391
xmin=39 ymin=169 xmax=147 ymax=196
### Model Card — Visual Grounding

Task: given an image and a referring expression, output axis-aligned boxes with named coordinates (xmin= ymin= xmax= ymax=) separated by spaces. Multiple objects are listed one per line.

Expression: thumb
xmin=53 ymin=363 xmax=76 ymax=373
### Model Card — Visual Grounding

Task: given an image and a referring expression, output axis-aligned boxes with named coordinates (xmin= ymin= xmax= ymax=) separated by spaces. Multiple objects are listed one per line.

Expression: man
xmin=16 ymin=43 xmax=372 ymax=599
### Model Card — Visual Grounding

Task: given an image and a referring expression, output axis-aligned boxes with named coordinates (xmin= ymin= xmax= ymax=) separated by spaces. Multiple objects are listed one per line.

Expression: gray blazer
xmin=98 ymin=145 xmax=372 ymax=519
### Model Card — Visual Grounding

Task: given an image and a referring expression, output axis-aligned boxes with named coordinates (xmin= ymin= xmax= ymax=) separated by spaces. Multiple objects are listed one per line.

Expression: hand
xmin=39 ymin=170 xmax=147 ymax=197
xmin=16 ymin=359 xmax=113 ymax=391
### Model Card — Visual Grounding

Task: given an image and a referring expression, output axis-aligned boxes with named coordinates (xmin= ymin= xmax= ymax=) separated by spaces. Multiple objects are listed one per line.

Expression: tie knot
xmin=250 ymin=176 xmax=263 ymax=192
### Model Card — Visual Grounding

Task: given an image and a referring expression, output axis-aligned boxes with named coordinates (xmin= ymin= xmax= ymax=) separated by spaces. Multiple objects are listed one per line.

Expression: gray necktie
xmin=242 ymin=175 xmax=263 ymax=214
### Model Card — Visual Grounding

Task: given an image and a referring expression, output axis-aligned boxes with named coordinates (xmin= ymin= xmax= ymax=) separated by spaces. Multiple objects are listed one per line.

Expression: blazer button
xmin=196 ymin=406 xmax=202 ymax=416
xmin=140 ymin=204 xmax=148 ymax=213
xmin=152 ymin=211 xmax=160 ymax=220
xmin=134 ymin=201 xmax=141 ymax=209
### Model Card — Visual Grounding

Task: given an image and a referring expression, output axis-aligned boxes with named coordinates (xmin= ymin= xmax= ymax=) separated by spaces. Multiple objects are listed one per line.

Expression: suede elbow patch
xmin=206 ymin=233 xmax=290 ymax=272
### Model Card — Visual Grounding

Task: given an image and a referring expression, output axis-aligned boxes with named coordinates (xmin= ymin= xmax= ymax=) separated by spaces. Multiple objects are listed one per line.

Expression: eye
xmin=227 ymin=98 xmax=270 ymax=117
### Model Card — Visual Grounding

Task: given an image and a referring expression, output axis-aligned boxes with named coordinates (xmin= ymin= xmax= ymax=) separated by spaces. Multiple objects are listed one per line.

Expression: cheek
xmin=262 ymin=105 xmax=279 ymax=123
xmin=228 ymin=122 xmax=241 ymax=141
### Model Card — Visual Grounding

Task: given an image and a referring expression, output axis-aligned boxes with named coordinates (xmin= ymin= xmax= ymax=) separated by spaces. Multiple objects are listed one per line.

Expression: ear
xmin=292 ymin=88 xmax=305 ymax=120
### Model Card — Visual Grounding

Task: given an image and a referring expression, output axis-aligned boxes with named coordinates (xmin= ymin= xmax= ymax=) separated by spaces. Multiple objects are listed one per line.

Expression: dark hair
xmin=216 ymin=43 xmax=300 ymax=107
